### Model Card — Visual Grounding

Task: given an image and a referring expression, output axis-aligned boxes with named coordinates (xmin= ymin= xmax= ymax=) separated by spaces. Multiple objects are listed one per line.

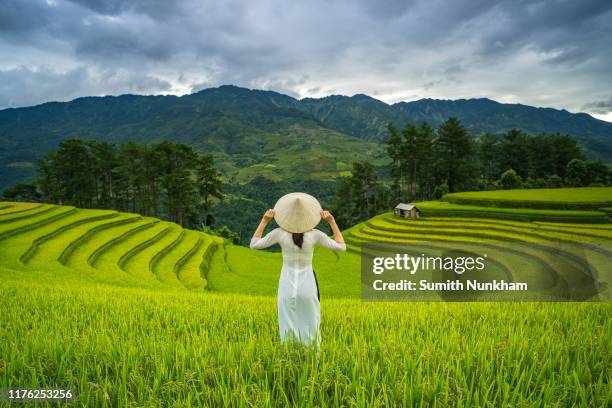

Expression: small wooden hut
xmin=394 ymin=203 xmax=420 ymax=219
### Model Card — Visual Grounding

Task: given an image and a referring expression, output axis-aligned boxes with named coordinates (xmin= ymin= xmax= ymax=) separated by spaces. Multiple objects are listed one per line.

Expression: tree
xmin=331 ymin=161 xmax=388 ymax=228
xmin=88 ymin=140 xmax=119 ymax=209
xmin=401 ymin=123 xmax=419 ymax=199
xmin=415 ymin=122 xmax=435 ymax=199
xmin=565 ymin=159 xmax=588 ymax=187
xmin=1 ymin=183 xmax=41 ymax=202
xmin=500 ymin=169 xmax=522 ymax=189
xmin=432 ymin=183 xmax=449 ymax=200
xmin=153 ymin=142 xmax=198 ymax=226
xmin=21 ymin=138 xmax=225 ymax=230
xmin=117 ymin=142 xmax=149 ymax=214
xmin=478 ymin=132 xmax=499 ymax=186
xmin=499 ymin=129 xmax=530 ymax=179
xmin=194 ymin=154 xmax=224 ymax=227
xmin=331 ymin=175 xmax=354 ymax=229
xmin=547 ymin=174 xmax=563 ymax=188
xmin=350 ymin=161 xmax=382 ymax=220
xmin=52 ymin=139 xmax=96 ymax=207
xmin=528 ymin=134 xmax=555 ymax=179
xmin=386 ymin=123 xmax=404 ymax=202
xmin=434 ymin=117 xmax=475 ymax=192
xmin=586 ymin=161 xmax=610 ymax=186
xmin=203 ymin=225 xmax=240 ymax=244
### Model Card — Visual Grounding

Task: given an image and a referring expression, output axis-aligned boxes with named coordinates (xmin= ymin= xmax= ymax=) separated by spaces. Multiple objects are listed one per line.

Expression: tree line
xmin=386 ymin=118 xmax=610 ymax=201
xmin=332 ymin=117 xmax=612 ymax=229
xmin=3 ymin=139 xmax=223 ymax=229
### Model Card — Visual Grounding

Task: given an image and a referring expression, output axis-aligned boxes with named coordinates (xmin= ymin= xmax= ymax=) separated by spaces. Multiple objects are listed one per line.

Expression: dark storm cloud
xmin=474 ymin=1 xmax=612 ymax=61
xmin=68 ymin=0 xmax=183 ymax=19
xmin=583 ymin=97 xmax=612 ymax=114
xmin=0 ymin=0 xmax=610 ymax=119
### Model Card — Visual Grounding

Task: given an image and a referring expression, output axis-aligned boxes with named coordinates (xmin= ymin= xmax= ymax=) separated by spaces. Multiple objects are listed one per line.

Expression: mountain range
xmin=1 ymin=84 xmax=611 ymax=193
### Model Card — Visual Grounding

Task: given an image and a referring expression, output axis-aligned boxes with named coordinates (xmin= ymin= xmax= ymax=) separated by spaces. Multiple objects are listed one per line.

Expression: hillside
xmin=2 ymin=187 xmax=611 ymax=298
xmin=1 ymin=197 xmax=611 ymax=405
xmin=343 ymin=194 xmax=612 ymax=301
xmin=394 ymin=98 xmax=612 ymax=161
xmin=0 ymin=85 xmax=387 ymax=192
xmin=442 ymin=187 xmax=612 ymax=210
xmin=2 ymin=85 xmax=611 ymax=193
xmin=299 ymin=93 xmax=408 ymax=142
xmin=0 ymin=201 xmax=360 ymax=297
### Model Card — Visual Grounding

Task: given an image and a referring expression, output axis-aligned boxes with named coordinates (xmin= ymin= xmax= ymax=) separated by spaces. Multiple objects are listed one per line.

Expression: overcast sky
xmin=1 ymin=0 xmax=611 ymax=121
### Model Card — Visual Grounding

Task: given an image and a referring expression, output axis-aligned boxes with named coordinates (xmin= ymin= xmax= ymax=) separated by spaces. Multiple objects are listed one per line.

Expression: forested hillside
xmin=2 ymin=85 xmax=612 ymax=193
xmin=2 ymin=85 xmax=611 ymax=243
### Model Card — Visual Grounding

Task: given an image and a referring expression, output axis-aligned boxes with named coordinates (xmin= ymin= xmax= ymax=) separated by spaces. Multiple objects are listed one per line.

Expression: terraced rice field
xmin=410 ymin=200 xmax=611 ymax=223
xmin=344 ymin=211 xmax=612 ymax=301
xmin=1 ymin=199 xmax=611 ymax=406
xmin=442 ymin=186 xmax=612 ymax=210
xmin=0 ymin=202 xmax=224 ymax=290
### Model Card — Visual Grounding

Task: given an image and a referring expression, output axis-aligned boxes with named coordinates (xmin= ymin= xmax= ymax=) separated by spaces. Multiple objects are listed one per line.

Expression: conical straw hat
xmin=273 ymin=192 xmax=322 ymax=233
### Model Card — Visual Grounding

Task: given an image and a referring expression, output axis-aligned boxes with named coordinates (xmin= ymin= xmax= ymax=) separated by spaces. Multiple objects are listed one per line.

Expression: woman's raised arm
xmin=250 ymin=209 xmax=280 ymax=250
xmin=316 ymin=210 xmax=346 ymax=251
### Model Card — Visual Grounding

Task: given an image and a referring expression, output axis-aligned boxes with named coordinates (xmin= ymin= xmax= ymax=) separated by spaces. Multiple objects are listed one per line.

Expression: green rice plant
xmin=121 ymin=223 xmax=182 ymax=281
xmin=91 ymin=221 xmax=174 ymax=289
xmin=0 ymin=275 xmax=609 ymax=406
xmin=385 ymin=214 xmax=612 ymax=240
xmin=175 ymin=235 xmax=215 ymax=290
xmin=369 ymin=217 xmax=612 ymax=244
xmin=0 ymin=202 xmax=610 ymax=405
xmin=412 ymin=201 xmax=609 ymax=223
xmin=207 ymin=241 xmax=361 ymax=298
xmin=18 ymin=212 xmax=121 ymax=265
xmin=0 ymin=206 xmax=77 ymax=239
xmin=149 ymin=230 xmax=197 ymax=288
xmin=0 ymin=203 xmax=54 ymax=223
xmin=352 ymin=220 xmax=611 ymax=299
xmin=58 ymin=214 xmax=141 ymax=266
xmin=62 ymin=217 xmax=158 ymax=272
xmin=443 ymin=187 xmax=612 ymax=210
xmin=362 ymin=221 xmax=612 ymax=265
xmin=0 ymin=204 xmax=66 ymax=228
xmin=386 ymin=216 xmax=612 ymax=247
xmin=117 ymin=225 xmax=172 ymax=271
xmin=87 ymin=219 xmax=160 ymax=267
xmin=1 ymin=209 xmax=106 ymax=267
xmin=0 ymin=202 xmax=41 ymax=215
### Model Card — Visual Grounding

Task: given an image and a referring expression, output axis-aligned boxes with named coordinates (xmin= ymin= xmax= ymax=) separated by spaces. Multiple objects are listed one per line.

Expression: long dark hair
xmin=292 ymin=232 xmax=304 ymax=249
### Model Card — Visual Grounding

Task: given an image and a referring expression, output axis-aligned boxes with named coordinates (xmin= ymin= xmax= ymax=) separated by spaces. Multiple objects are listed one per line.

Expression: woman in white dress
xmin=250 ymin=192 xmax=346 ymax=348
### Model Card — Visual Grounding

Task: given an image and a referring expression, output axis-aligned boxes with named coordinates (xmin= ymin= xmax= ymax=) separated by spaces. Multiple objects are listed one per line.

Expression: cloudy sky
xmin=1 ymin=0 xmax=611 ymax=121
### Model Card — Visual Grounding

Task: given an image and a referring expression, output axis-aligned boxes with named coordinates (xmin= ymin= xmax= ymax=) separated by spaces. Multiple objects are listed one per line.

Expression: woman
xmin=250 ymin=192 xmax=346 ymax=348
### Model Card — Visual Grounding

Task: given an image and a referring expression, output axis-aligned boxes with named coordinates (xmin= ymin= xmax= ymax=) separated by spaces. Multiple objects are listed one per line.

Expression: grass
xmin=0 ymin=202 xmax=41 ymax=215
xmin=346 ymin=211 xmax=612 ymax=301
xmin=412 ymin=201 xmax=609 ymax=223
xmin=0 ymin=199 xmax=611 ymax=406
xmin=443 ymin=187 xmax=612 ymax=210
xmin=0 ymin=204 xmax=69 ymax=229
xmin=0 ymin=276 xmax=609 ymax=406
xmin=175 ymin=235 xmax=218 ymax=290
xmin=121 ymin=223 xmax=182 ymax=285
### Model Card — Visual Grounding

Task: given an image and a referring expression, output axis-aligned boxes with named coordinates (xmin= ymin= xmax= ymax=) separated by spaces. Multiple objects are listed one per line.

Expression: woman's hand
xmin=321 ymin=210 xmax=344 ymax=245
xmin=263 ymin=209 xmax=275 ymax=222
xmin=320 ymin=210 xmax=335 ymax=223
xmin=253 ymin=209 xmax=275 ymax=240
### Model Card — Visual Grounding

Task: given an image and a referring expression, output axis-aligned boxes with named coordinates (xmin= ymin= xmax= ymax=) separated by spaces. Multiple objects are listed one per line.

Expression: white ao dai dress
xmin=250 ymin=228 xmax=346 ymax=347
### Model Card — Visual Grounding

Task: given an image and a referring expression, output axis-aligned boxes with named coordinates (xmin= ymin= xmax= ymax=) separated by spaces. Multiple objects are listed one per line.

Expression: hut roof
xmin=395 ymin=203 xmax=419 ymax=211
